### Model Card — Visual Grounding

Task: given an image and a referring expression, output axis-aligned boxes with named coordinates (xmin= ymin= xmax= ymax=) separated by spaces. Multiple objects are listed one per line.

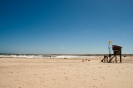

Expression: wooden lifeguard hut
xmin=101 ymin=45 xmax=122 ymax=63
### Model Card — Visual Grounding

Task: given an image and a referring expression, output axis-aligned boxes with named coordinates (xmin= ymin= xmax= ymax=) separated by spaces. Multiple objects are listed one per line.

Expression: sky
xmin=0 ymin=0 xmax=133 ymax=54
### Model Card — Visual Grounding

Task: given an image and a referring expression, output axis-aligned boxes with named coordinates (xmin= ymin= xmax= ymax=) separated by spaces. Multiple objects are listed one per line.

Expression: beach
xmin=0 ymin=57 xmax=133 ymax=88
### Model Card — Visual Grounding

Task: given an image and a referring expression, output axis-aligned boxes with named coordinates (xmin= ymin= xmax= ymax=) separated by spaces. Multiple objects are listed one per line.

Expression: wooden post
xmin=120 ymin=49 xmax=122 ymax=63
xmin=107 ymin=56 xmax=108 ymax=63
xmin=115 ymin=56 xmax=117 ymax=63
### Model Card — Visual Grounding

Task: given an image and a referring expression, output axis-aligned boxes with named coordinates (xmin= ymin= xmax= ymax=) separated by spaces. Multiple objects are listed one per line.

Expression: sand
xmin=0 ymin=57 xmax=133 ymax=88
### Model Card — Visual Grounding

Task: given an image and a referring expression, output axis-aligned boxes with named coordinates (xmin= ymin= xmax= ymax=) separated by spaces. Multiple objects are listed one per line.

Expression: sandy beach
xmin=0 ymin=57 xmax=133 ymax=88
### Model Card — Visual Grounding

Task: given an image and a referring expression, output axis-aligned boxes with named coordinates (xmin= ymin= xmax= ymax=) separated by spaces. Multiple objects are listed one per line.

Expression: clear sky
xmin=0 ymin=0 xmax=133 ymax=54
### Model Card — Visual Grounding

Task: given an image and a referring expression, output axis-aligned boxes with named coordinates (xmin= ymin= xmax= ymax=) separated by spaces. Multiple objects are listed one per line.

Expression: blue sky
xmin=0 ymin=0 xmax=133 ymax=54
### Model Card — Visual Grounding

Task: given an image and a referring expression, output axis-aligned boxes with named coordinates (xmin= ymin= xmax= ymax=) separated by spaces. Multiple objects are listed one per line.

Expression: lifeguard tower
xmin=101 ymin=45 xmax=122 ymax=63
